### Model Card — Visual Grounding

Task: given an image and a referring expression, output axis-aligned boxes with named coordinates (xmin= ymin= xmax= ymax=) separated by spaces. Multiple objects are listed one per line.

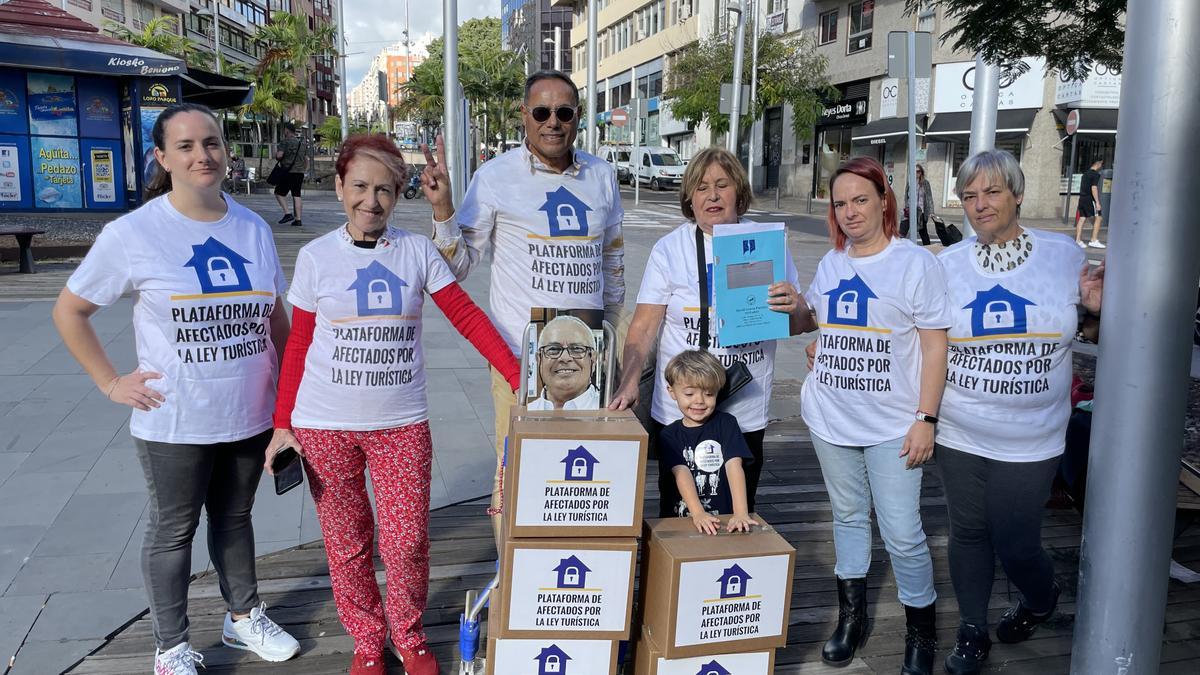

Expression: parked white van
xmin=633 ymin=146 xmax=685 ymax=190
xmin=597 ymin=144 xmax=634 ymax=184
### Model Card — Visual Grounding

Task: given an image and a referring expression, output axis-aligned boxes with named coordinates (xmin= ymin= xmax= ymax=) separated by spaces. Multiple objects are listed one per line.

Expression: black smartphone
xmin=272 ymin=447 xmax=303 ymax=495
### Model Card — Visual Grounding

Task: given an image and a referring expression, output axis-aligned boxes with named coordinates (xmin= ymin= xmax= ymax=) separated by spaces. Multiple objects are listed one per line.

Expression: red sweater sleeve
xmin=431 ymin=282 xmax=521 ymax=390
xmin=273 ymin=306 xmax=315 ymax=429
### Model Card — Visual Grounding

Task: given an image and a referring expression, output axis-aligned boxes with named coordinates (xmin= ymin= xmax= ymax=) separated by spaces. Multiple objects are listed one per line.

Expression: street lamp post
xmin=727 ymin=1 xmax=746 ymax=155
xmin=543 ymin=26 xmax=562 ymax=71
xmin=336 ymin=0 xmax=349 ymax=142
xmin=747 ymin=0 xmax=759 ymax=189
xmin=586 ymin=0 xmax=598 ymax=154
xmin=197 ymin=8 xmax=222 ymax=75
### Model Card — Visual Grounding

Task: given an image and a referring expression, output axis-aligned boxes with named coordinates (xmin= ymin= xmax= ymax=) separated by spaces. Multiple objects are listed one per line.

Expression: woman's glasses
xmin=529 ymin=106 xmax=578 ymax=124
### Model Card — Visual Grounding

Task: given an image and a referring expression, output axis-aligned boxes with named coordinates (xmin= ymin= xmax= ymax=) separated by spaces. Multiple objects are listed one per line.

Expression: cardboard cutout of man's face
xmin=536 ymin=316 xmax=595 ymax=407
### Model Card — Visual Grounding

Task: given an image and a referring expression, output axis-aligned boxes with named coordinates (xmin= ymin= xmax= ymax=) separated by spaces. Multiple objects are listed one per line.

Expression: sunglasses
xmin=538 ymin=344 xmax=592 ymax=359
xmin=529 ymin=105 xmax=577 ymax=124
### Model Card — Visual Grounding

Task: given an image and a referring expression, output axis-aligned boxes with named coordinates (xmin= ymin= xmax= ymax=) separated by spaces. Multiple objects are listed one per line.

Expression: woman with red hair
xmin=265 ymin=134 xmax=520 ymax=675
xmin=800 ymin=157 xmax=950 ymax=673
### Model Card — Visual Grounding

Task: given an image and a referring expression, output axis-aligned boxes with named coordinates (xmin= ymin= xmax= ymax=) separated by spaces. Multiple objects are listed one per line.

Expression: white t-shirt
xmin=67 ymin=194 xmax=285 ymax=444
xmin=937 ymin=229 xmax=1086 ymax=461
xmin=287 ymin=226 xmax=456 ymax=431
xmin=526 ymin=385 xmax=601 ymax=411
xmin=637 ymin=221 xmax=800 ymax=432
xmin=801 ymin=238 xmax=951 ymax=446
xmin=432 ymin=145 xmax=625 ymax=354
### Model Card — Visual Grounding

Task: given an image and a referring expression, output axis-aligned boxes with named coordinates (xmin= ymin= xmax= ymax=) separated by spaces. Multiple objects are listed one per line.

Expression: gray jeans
xmin=136 ymin=429 xmax=269 ymax=649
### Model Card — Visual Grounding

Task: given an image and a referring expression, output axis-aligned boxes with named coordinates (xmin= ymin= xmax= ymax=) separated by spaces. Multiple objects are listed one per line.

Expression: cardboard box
xmin=486 ymin=636 xmax=619 ymax=675
xmin=633 ymin=627 xmax=775 ymax=675
xmin=494 ymin=537 xmax=639 ymax=640
xmin=640 ymin=515 xmax=794 ymax=658
xmin=504 ymin=408 xmax=647 ymax=538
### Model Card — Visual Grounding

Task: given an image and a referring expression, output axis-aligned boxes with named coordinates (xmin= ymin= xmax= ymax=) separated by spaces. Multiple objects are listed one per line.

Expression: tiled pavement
xmin=0 ymin=190 xmax=830 ymax=673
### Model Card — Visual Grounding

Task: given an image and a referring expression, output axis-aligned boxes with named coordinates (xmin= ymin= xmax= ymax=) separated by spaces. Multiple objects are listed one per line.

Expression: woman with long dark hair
xmin=53 ymin=103 xmax=300 ymax=675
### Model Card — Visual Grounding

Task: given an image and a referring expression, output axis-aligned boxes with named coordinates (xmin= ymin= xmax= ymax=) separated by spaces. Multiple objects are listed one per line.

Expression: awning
xmin=0 ymin=30 xmax=185 ymax=77
xmin=1052 ymin=108 xmax=1119 ymax=140
xmin=181 ymin=69 xmax=254 ymax=109
xmin=925 ymin=109 xmax=1038 ymax=141
xmin=852 ymin=116 xmax=927 ymax=144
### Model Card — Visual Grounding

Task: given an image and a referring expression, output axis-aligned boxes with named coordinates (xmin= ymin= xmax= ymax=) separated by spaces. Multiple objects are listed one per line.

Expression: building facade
xmin=506 ymin=0 xmax=574 ymax=75
xmin=348 ymin=44 xmax=424 ymax=128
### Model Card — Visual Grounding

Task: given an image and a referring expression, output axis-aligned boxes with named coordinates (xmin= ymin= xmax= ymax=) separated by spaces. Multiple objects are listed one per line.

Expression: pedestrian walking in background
xmin=801 ymin=157 xmax=950 ymax=674
xmin=419 ymin=70 xmax=626 ymax=551
xmin=902 ymin=164 xmax=936 ymax=245
xmin=937 ymin=149 xmax=1104 ymax=674
xmin=1074 ymin=158 xmax=1106 ymax=249
xmin=273 ymin=121 xmax=307 ymax=227
xmin=267 ymin=134 xmax=521 ymax=675
xmin=51 ymin=103 xmax=300 ymax=675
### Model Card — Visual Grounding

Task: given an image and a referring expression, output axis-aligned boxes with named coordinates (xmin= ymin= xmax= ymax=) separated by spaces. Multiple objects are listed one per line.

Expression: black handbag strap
xmin=695 ymin=225 xmax=711 ymax=351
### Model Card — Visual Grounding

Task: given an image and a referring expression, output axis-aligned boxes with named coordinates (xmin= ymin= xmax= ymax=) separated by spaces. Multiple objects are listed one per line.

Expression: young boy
xmin=658 ymin=350 xmax=756 ymax=535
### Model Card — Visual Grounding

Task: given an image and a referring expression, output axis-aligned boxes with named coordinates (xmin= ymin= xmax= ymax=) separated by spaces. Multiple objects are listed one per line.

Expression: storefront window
xmin=943 ymin=139 xmax=1023 ymax=206
xmin=1060 ymin=138 xmax=1115 ymax=194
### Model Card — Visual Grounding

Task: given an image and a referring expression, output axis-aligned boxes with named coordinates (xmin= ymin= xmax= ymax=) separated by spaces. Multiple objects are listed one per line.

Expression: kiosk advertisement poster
xmin=140 ymin=107 xmax=164 ymax=186
xmin=76 ymin=78 xmax=120 ymax=139
xmin=32 ymin=136 xmax=82 ymax=208
xmin=0 ymin=135 xmax=31 ymax=209
xmin=0 ymin=70 xmax=28 ymax=135
xmin=81 ymin=139 xmax=124 ymax=208
xmin=121 ymin=106 xmax=137 ymax=197
xmin=27 ymin=73 xmax=78 ymax=137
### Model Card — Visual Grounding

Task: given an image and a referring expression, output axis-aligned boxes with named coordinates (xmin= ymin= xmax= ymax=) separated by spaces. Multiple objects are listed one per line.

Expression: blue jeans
xmin=811 ymin=433 xmax=937 ymax=608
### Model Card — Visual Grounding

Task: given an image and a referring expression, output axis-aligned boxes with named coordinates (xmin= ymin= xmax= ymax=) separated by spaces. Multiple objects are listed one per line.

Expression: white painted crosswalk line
xmin=621 ymin=207 xmax=678 ymax=230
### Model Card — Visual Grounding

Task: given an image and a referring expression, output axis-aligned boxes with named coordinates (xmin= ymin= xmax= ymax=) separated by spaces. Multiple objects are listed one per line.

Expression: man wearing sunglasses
xmin=420 ymin=70 xmax=625 ymax=547
xmin=527 ymin=316 xmax=601 ymax=411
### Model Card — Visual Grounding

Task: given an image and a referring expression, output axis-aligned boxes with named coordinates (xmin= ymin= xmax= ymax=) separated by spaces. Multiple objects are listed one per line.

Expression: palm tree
xmin=238 ymin=66 xmax=306 ymax=172
xmin=106 ymin=16 xmax=198 ymax=64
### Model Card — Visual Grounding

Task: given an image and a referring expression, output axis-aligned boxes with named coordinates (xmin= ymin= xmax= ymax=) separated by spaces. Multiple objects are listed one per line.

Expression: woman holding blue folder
xmin=609 ymin=146 xmax=814 ymax=517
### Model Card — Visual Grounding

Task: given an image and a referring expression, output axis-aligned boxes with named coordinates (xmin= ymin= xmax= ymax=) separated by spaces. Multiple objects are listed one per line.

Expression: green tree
xmin=665 ymin=31 xmax=833 ymax=139
xmin=238 ymin=66 xmax=306 ymax=172
xmin=905 ymin=1 xmax=1126 ymax=80
xmin=315 ymin=115 xmax=368 ymax=151
xmin=106 ymin=16 xmax=198 ymax=65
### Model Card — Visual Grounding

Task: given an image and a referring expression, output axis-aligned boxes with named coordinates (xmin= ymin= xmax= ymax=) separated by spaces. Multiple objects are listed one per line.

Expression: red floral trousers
xmin=294 ymin=421 xmax=432 ymax=656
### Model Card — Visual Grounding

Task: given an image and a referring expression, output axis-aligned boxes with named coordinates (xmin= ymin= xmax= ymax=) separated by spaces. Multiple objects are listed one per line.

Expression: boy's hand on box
xmin=726 ymin=514 xmax=756 ymax=533
xmin=691 ymin=511 xmax=721 ymax=535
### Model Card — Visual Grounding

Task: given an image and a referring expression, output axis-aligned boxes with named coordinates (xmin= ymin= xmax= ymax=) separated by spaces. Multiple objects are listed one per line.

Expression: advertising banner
xmin=933 ymin=57 xmax=1046 ymax=113
xmin=0 ymin=69 xmax=27 ymax=135
xmin=77 ymin=77 xmax=121 ymax=139
xmin=28 ymin=73 xmax=78 ymax=137
xmin=32 ymin=136 xmax=82 ymax=208
xmin=140 ymin=107 xmax=165 ymax=186
xmin=0 ymin=135 xmax=31 ymax=209
xmin=81 ymin=138 xmax=125 ymax=209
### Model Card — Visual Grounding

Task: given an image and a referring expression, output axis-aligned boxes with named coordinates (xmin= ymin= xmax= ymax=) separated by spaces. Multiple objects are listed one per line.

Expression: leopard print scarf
xmin=976 ymin=230 xmax=1033 ymax=272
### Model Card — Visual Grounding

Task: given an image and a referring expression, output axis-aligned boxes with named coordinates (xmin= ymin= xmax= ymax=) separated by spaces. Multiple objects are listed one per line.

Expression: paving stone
xmin=0 ymin=471 xmax=86 ymax=527
xmin=0 ymin=594 xmax=47 ymax=672
xmin=0 ymin=525 xmax=45 ymax=595
xmin=7 ymin=637 xmax=98 ymax=675
xmin=33 ymin=492 xmax=147 ymax=557
xmin=23 ymin=588 xmax=146 ymax=641
xmin=0 ymin=452 xmax=29 ymax=486
xmin=6 ymin=553 xmax=120 ymax=595
xmin=74 ymin=435 xmax=143 ymax=495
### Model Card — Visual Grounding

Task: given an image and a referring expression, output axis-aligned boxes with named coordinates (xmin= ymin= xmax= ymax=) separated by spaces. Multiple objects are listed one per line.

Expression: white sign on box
xmin=507 ymin=547 xmax=634 ymax=632
xmin=672 ymin=554 xmax=791 ymax=647
xmin=490 ymin=638 xmax=616 ymax=675
xmin=651 ymin=650 xmax=773 ymax=674
xmin=514 ymin=438 xmax=641 ymax=528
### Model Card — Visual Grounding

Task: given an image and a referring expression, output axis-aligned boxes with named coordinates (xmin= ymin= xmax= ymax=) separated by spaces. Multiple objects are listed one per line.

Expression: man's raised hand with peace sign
xmin=420 ymin=134 xmax=456 ymax=223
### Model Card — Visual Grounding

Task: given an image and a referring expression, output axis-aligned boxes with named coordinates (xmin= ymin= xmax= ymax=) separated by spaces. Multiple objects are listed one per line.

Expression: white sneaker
xmin=1076 ymin=240 xmax=1087 ymax=248
xmin=154 ymin=642 xmax=203 ymax=675
xmin=222 ymin=602 xmax=300 ymax=662
xmin=1088 ymin=240 xmax=1107 ymax=249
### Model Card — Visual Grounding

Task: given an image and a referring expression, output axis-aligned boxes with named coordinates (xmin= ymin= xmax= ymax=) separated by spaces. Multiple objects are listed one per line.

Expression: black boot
xmin=996 ymin=581 xmax=1059 ymax=644
xmin=944 ymin=622 xmax=990 ymax=675
xmin=822 ymin=577 xmax=869 ymax=666
xmin=901 ymin=602 xmax=936 ymax=675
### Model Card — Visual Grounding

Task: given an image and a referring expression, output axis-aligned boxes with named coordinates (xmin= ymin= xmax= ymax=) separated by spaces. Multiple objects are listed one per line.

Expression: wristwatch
xmin=915 ymin=411 xmax=939 ymax=425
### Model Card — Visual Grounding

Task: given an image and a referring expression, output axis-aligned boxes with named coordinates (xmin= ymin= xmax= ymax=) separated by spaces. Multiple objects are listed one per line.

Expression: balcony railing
xmin=68 ymin=0 xmax=92 ymax=10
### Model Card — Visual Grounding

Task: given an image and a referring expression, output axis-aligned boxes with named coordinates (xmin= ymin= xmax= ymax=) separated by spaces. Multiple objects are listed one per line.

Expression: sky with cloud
xmin=342 ymin=0 xmax=499 ymax=90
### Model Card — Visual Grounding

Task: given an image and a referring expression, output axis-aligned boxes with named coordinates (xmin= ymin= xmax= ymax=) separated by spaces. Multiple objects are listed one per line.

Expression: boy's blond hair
xmin=664 ymin=350 xmax=726 ymax=392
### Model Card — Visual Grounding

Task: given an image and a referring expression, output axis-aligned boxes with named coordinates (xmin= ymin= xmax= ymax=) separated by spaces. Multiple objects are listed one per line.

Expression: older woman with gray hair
xmin=935 ymin=149 xmax=1103 ymax=674
xmin=609 ymin=146 xmax=813 ymax=517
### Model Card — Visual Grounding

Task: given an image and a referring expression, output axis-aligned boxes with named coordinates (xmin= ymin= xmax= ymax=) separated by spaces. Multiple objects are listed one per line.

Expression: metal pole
xmin=554 ymin=26 xmax=562 ymax=71
xmin=212 ymin=13 xmax=222 ymax=75
xmin=747 ymin=0 xmax=759 ymax=191
xmin=1072 ymin=0 xmax=1200 ymax=670
xmin=586 ymin=0 xmax=599 ymax=154
xmin=905 ymin=31 xmax=919 ymax=243
xmin=336 ymin=0 xmax=349 ymax=142
xmin=443 ymin=0 xmax=464 ymax=207
xmin=1062 ymin=132 xmax=1078 ymax=224
xmin=634 ymin=102 xmax=641 ymax=206
xmin=727 ymin=2 xmax=746 ymax=155
xmin=965 ymin=55 xmax=998 ymax=237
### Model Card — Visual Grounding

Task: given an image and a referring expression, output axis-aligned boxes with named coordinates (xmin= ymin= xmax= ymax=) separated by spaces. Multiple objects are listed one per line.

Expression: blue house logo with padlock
xmin=718 ymin=564 xmax=751 ymax=599
xmin=538 ymin=186 xmax=593 ymax=237
xmin=823 ymin=274 xmax=877 ymax=328
xmin=184 ymin=237 xmax=253 ymax=294
xmin=695 ymin=661 xmax=732 ymax=675
xmin=535 ymin=644 xmax=571 ymax=675
xmin=553 ymin=555 xmax=591 ymax=589
xmin=965 ymin=284 xmax=1036 ymax=337
xmin=347 ymin=260 xmax=407 ymax=317
xmin=561 ymin=445 xmax=599 ymax=482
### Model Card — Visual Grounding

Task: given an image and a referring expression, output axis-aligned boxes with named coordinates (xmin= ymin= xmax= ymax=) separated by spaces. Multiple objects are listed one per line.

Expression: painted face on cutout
xmin=536 ymin=316 xmax=596 ymax=408
xmin=336 ymin=155 xmax=400 ymax=236
xmin=153 ymin=111 xmax=227 ymax=195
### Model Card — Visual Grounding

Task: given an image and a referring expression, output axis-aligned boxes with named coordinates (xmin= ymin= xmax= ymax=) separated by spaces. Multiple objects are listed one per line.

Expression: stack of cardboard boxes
xmin=633 ymin=516 xmax=795 ymax=674
xmin=486 ymin=409 xmax=648 ymax=675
